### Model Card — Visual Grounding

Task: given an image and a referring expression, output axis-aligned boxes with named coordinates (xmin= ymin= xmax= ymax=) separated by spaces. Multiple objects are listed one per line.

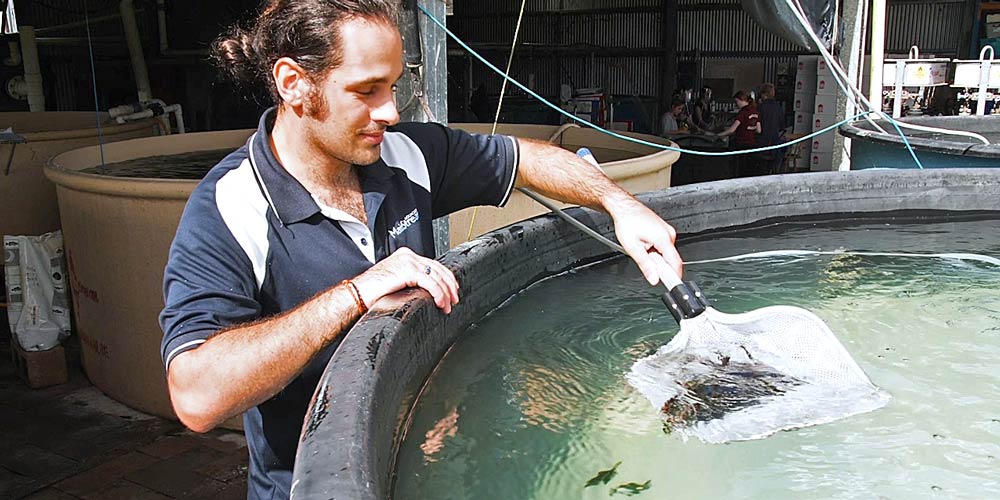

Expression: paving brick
xmin=125 ymin=446 xmax=228 ymax=498
xmin=53 ymin=452 xmax=160 ymax=498
xmin=136 ymin=435 xmax=201 ymax=459
xmin=0 ymin=344 xmax=251 ymax=500
xmin=81 ymin=480 xmax=172 ymax=500
xmin=186 ymin=429 xmax=248 ymax=454
xmin=0 ymin=466 xmax=38 ymax=499
xmin=19 ymin=486 xmax=82 ymax=499
xmin=0 ymin=444 xmax=82 ymax=485
xmin=196 ymin=449 xmax=249 ymax=483
xmin=47 ymin=419 xmax=179 ymax=465
xmin=190 ymin=477 xmax=247 ymax=500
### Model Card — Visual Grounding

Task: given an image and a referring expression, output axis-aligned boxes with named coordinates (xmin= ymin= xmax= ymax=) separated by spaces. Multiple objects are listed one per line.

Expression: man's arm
xmin=167 ymin=247 xmax=458 ymax=432
xmin=513 ymin=138 xmax=683 ymax=285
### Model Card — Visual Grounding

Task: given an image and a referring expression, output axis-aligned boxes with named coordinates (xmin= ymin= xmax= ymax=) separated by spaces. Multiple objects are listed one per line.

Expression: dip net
xmin=627 ymin=303 xmax=890 ymax=443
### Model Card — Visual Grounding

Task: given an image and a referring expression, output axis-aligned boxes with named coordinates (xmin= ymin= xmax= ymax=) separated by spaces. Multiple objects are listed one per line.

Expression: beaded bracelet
xmin=341 ymin=279 xmax=368 ymax=315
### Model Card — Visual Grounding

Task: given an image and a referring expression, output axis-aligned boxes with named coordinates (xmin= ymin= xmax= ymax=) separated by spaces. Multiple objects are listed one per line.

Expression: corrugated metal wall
xmin=452 ymin=0 xmax=974 ymax=109
xmin=885 ymin=0 xmax=969 ymax=55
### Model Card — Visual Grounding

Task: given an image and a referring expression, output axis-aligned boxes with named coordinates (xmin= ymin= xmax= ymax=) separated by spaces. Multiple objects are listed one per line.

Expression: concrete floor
xmin=0 ymin=334 xmax=249 ymax=500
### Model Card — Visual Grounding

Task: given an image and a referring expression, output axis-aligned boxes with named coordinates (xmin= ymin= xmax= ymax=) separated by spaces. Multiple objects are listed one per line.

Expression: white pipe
xmin=18 ymin=26 xmax=44 ymax=111
xmin=547 ymin=123 xmax=580 ymax=143
xmin=168 ymin=103 xmax=185 ymax=134
xmin=156 ymin=0 xmax=168 ymax=54
xmin=888 ymin=120 xmax=989 ymax=145
xmin=892 ymin=61 xmax=904 ymax=118
xmin=869 ymin=0 xmax=886 ymax=106
xmin=120 ymin=0 xmax=151 ymax=102
xmin=114 ymin=101 xmax=185 ymax=134
xmin=4 ymin=41 xmax=20 ymax=66
xmin=977 ymin=46 xmax=994 ymax=116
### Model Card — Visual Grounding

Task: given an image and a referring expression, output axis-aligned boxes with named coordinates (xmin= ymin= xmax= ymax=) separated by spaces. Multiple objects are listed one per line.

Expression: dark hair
xmin=733 ymin=90 xmax=754 ymax=104
xmin=670 ymin=97 xmax=685 ymax=109
xmin=213 ymin=0 xmax=402 ymax=104
xmin=758 ymin=83 xmax=775 ymax=99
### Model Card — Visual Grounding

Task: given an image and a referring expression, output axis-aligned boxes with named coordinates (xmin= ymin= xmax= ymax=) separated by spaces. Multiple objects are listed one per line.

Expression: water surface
xmin=395 ymin=217 xmax=1000 ymax=500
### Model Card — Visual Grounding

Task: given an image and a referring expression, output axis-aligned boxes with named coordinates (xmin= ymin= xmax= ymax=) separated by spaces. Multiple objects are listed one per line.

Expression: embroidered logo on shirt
xmin=389 ymin=208 xmax=419 ymax=238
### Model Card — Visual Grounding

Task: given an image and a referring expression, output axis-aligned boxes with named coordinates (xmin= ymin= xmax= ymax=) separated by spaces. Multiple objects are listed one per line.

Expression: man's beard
xmin=304 ymin=86 xmax=329 ymax=121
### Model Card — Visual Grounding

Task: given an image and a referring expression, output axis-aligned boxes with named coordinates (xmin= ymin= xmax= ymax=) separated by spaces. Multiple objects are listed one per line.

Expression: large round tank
xmin=44 ymin=130 xmax=253 ymax=420
xmin=0 ymin=112 xmax=159 ymax=288
xmin=291 ymin=169 xmax=1000 ymax=499
xmin=448 ymin=123 xmax=678 ymax=246
xmin=840 ymin=115 xmax=1000 ymax=169
xmin=0 ymin=112 xmax=159 ymax=238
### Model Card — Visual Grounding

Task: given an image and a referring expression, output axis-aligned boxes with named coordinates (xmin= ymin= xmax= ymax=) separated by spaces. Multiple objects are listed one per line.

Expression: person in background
xmin=756 ymin=83 xmax=787 ymax=174
xmin=691 ymin=86 xmax=714 ymax=132
xmin=712 ymin=90 xmax=760 ymax=177
xmin=659 ymin=97 xmax=688 ymax=136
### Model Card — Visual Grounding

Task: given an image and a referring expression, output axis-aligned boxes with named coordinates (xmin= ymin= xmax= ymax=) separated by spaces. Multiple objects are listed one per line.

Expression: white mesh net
xmin=627 ymin=306 xmax=890 ymax=443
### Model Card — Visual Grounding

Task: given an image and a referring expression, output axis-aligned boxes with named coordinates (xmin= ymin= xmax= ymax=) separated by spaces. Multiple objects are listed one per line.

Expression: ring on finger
xmin=423 ymin=265 xmax=432 ymax=275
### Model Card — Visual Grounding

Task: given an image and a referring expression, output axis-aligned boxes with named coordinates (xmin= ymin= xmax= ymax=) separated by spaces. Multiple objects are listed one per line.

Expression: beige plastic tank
xmin=45 ymin=130 xmax=253 ymax=424
xmin=0 ymin=112 xmax=159 ymax=284
xmin=449 ymin=123 xmax=678 ymax=246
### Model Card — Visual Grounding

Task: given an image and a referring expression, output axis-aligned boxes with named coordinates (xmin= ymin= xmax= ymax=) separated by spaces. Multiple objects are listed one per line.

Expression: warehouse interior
xmin=0 ymin=1 xmax=995 ymax=498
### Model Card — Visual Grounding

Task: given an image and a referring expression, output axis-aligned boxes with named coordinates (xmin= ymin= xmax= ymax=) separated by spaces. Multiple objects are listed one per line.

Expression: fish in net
xmin=627 ymin=283 xmax=891 ymax=444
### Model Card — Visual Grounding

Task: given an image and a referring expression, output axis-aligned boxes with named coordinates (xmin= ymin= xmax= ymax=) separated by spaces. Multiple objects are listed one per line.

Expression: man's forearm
xmin=514 ymin=138 xmax=635 ymax=213
xmin=167 ymin=283 xmax=360 ymax=432
xmin=513 ymin=137 xmax=684 ymax=282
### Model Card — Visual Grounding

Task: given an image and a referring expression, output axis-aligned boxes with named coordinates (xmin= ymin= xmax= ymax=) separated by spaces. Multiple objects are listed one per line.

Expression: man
xmin=159 ymin=1 xmax=682 ymax=498
xmin=756 ymin=83 xmax=787 ymax=174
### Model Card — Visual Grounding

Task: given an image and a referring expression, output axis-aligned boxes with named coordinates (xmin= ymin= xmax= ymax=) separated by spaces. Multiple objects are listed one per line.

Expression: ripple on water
xmin=394 ymin=218 xmax=1000 ymax=500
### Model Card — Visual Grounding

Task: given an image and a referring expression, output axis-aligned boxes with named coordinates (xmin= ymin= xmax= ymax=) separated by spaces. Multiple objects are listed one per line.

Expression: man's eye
xmin=357 ymin=88 xmax=375 ymax=96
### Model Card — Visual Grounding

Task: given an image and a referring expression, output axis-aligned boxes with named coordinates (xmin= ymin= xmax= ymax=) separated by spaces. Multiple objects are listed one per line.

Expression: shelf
xmin=982 ymin=3 xmax=1000 ymax=13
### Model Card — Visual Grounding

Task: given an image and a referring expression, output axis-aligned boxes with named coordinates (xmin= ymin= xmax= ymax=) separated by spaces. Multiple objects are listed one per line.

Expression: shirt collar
xmin=247 ymin=107 xmax=397 ymax=226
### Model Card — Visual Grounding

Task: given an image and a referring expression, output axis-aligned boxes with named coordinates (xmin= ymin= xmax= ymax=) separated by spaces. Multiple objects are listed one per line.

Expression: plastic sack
xmin=3 ymin=231 xmax=72 ymax=351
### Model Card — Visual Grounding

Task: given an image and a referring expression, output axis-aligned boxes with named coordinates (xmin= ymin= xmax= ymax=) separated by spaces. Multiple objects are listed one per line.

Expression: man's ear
xmin=272 ymin=57 xmax=311 ymax=108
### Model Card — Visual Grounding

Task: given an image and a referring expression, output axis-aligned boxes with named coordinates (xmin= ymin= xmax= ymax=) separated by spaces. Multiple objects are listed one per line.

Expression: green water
xmin=394 ymin=217 xmax=1000 ymax=500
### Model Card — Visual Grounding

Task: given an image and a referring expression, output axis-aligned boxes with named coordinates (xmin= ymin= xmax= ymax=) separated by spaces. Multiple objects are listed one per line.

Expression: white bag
xmin=3 ymin=231 xmax=71 ymax=351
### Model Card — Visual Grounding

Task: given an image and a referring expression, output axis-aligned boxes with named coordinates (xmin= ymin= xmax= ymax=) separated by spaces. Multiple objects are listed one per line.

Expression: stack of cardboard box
xmin=792 ymin=56 xmax=846 ymax=171
xmin=810 ymin=58 xmax=838 ymax=171
xmin=792 ymin=55 xmax=817 ymax=169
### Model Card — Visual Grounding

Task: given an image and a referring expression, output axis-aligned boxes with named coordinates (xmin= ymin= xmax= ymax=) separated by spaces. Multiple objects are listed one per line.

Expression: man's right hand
xmin=352 ymin=247 xmax=460 ymax=314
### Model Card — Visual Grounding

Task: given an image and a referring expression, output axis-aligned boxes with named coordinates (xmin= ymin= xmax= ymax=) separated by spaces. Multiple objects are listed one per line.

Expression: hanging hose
xmin=399 ymin=0 xmax=435 ymax=122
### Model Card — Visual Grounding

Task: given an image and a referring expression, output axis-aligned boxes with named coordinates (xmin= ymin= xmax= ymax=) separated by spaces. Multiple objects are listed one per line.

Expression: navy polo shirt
xmin=159 ymin=108 xmax=518 ymax=500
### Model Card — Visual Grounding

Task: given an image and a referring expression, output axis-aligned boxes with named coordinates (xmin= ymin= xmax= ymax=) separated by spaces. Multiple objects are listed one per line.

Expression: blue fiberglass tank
xmin=841 ymin=116 xmax=1000 ymax=169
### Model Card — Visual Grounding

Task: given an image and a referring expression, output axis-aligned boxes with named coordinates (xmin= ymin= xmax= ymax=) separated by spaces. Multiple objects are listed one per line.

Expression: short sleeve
xmin=159 ymin=183 xmax=262 ymax=369
xmin=393 ymin=123 xmax=519 ymax=218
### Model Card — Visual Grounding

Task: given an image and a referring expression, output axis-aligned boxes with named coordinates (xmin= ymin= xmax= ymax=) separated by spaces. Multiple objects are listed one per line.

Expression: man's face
xmin=672 ymin=104 xmax=684 ymax=117
xmin=302 ymin=17 xmax=403 ymax=167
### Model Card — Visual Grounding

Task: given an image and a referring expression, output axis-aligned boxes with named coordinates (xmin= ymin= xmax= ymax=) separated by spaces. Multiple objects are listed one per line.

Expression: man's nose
xmin=372 ymin=95 xmax=400 ymax=126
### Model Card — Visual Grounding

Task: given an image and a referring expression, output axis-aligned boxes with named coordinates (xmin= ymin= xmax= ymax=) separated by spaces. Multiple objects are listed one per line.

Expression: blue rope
xmin=418 ymin=5 xmax=924 ymax=167
xmin=83 ymin=0 xmax=105 ymax=167
xmin=882 ymin=114 xmax=924 ymax=169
